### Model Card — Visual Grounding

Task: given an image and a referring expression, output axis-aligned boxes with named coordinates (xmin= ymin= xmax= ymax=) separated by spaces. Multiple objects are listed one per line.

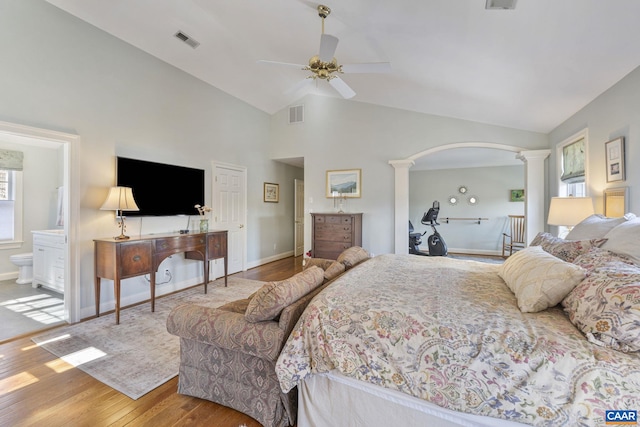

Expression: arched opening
xmin=390 ymin=142 xmax=550 ymax=254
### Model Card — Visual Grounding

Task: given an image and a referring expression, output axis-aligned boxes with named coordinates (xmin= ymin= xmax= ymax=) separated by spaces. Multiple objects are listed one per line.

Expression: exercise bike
xmin=409 ymin=201 xmax=448 ymax=257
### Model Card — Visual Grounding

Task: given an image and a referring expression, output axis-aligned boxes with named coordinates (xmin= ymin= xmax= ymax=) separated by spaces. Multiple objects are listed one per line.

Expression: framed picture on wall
xmin=510 ymin=189 xmax=525 ymax=202
xmin=605 ymin=137 xmax=625 ymax=183
xmin=326 ymin=169 xmax=362 ymax=198
xmin=263 ymin=182 xmax=279 ymax=202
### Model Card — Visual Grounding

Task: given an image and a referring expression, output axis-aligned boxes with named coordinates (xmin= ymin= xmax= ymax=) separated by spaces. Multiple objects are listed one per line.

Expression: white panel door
xmin=213 ymin=163 xmax=246 ymax=275
xmin=294 ymin=179 xmax=305 ymax=257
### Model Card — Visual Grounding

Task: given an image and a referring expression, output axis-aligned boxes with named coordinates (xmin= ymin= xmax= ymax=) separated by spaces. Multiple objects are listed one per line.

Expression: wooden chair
xmin=502 ymin=215 xmax=525 ymax=257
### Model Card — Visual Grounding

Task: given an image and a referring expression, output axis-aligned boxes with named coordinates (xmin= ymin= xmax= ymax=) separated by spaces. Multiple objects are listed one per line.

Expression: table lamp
xmin=100 ymin=186 xmax=139 ymax=240
xmin=547 ymin=196 xmax=594 ymax=235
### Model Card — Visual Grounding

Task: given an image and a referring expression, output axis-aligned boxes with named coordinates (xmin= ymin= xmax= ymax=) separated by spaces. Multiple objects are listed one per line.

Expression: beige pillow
xmin=303 ymin=258 xmax=334 ymax=271
xmin=323 ymin=261 xmax=346 ymax=281
xmin=337 ymin=246 xmax=370 ymax=269
xmin=245 ymin=266 xmax=324 ymax=322
xmin=498 ymin=246 xmax=586 ymax=313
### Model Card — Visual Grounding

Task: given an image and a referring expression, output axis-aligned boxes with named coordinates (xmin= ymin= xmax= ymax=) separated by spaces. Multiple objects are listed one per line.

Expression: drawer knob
xmin=132 ymin=255 xmax=141 ymax=262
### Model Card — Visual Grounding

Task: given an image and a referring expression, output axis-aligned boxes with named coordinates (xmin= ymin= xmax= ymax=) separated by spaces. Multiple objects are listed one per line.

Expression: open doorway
xmin=0 ymin=121 xmax=80 ymax=342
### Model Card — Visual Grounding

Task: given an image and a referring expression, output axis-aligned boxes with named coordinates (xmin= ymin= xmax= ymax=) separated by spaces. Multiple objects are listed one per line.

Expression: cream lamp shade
xmin=547 ymin=196 xmax=594 ymax=227
xmin=100 ymin=186 xmax=139 ymax=239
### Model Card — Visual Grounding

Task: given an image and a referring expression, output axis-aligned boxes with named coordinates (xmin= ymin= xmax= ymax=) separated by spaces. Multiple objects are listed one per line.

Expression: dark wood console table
xmin=94 ymin=230 xmax=228 ymax=324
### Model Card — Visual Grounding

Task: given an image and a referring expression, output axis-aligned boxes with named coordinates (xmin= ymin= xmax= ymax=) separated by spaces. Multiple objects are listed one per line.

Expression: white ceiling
xmin=45 ymin=0 xmax=640 ymax=134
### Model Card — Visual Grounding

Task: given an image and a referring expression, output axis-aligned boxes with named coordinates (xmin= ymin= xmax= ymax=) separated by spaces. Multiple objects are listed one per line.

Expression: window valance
xmin=561 ymin=138 xmax=585 ymax=183
xmin=0 ymin=149 xmax=24 ymax=171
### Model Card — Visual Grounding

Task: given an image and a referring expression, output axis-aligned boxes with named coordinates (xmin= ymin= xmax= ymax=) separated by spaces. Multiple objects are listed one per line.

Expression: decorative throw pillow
xmin=529 ymin=232 xmax=546 ymax=246
xmin=498 ymin=246 xmax=586 ymax=313
xmin=562 ymin=261 xmax=640 ymax=352
xmin=245 ymin=266 xmax=325 ymax=323
xmin=336 ymin=246 xmax=370 ymax=269
xmin=218 ymin=297 xmax=252 ymax=314
xmin=565 ymin=214 xmax=626 ymax=240
xmin=601 ymin=218 xmax=640 ymax=265
xmin=303 ymin=257 xmax=334 ymax=271
xmin=529 ymin=232 xmax=607 ymax=263
xmin=323 ymin=260 xmax=346 ymax=281
xmin=572 ymin=247 xmax=635 ymax=273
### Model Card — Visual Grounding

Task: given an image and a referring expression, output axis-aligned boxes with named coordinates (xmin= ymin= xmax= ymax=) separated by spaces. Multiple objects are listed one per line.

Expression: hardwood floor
xmin=0 ymin=256 xmax=302 ymax=427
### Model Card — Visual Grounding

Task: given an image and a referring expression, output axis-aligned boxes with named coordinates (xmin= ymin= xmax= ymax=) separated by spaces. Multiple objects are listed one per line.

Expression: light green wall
xmin=0 ymin=141 xmax=61 ymax=276
xmin=0 ymin=0 xmax=300 ymax=313
xmin=550 ymin=66 xmax=640 ymax=215
xmin=410 ymin=165 xmax=524 ymax=254
xmin=270 ymin=95 xmax=548 ymax=256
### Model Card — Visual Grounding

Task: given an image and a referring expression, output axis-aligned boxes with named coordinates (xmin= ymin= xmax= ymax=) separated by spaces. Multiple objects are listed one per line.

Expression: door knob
xmin=239 ymin=224 xmax=245 ymax=229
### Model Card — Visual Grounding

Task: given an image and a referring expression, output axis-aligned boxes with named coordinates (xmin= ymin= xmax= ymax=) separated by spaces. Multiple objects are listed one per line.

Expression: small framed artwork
xmin=263 ymin=182 xmax=279 ymax=203
xmin=510 ymin=189 xmax=525 ymax=202
xmin=326 ymin=169 xmax=362 ymax=198
xmin=605 ymin=137 xmax=625 ymax=182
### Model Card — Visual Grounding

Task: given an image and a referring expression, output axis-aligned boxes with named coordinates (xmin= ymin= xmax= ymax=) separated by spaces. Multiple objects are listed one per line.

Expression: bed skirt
xmin=298 ymin=371 xmax=527 ymax=427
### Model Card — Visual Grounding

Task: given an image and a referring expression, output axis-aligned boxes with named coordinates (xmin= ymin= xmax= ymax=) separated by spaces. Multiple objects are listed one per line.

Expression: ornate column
xmin=517 ymin=149 xmax=551 ymax=245
xmin=389 ymin=159 xmax=414 ymax=254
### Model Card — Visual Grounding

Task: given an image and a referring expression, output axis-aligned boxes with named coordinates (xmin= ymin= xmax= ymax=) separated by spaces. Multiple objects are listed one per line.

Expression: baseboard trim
xmin=0 ymin=271 xmax=18 ymax=281
xmin=246 ymin=250 xmax=295 ymax=270
xmin=447 ymin=248 xmax=503 ymax=257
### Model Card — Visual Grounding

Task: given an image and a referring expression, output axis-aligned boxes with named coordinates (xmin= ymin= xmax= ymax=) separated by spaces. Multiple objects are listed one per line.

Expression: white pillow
xmin=498 ymin=246 xmax=586 ymax=313
xmin=601 ymin=217 xmax=640 ymax=265
xmin=565 ymin=214 xmax=627 ymax=240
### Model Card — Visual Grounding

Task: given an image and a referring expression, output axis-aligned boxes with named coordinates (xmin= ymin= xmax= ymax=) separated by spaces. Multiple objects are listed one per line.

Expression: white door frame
xmin=211 ymin=161 xmax=247 ymax=272
xmin=294 ymin=179 xmax=305 ymax=257
xmin=0 ymin=121 xmax=80 ymax=323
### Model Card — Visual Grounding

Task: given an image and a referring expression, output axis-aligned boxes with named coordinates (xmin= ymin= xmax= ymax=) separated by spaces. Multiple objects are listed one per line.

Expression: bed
xmin=275 ymin=215 xmax=640 ymax=427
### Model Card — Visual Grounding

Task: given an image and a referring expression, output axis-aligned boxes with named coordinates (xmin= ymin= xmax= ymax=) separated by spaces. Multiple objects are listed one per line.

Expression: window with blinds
xmin=560 ymin=138 xmax=585 ymax=183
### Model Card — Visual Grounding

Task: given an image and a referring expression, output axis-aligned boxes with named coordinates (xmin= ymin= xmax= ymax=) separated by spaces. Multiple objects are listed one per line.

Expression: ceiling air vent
xmin=288 ymin=105 xmax=304 ymax=124
xmin=485 ymin=0 xmax=517 ymax=10
xmin=174 ymin=31 xmax=200 ymax=49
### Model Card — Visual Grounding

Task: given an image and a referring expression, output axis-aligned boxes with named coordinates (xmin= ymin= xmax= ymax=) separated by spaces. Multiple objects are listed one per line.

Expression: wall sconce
xmin=100 ymin=186 xmax=139 ymax=240
xmin=547 ymin=196 xmax=594 ymax=236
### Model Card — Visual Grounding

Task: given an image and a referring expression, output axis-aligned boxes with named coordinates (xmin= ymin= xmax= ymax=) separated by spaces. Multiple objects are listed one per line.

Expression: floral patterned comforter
xmin=275 ymin=254 xmax=640 ymax=426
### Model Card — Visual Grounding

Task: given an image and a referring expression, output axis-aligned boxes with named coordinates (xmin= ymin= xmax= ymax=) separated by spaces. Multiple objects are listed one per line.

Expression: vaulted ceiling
xmin=45 ymin=0 xmax=640 ymax=134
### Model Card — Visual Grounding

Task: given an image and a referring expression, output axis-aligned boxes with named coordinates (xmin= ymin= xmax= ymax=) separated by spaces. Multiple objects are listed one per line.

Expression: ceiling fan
xmin=259 ymin=4 xmax=391 ymax=99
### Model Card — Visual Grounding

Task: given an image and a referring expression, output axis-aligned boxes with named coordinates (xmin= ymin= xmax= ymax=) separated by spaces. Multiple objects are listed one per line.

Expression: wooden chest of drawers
xmin=311 ymin=213 xmax=363 ymax=260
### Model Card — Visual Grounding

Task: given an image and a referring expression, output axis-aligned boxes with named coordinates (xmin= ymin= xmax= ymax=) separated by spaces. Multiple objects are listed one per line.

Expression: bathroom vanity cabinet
xmin=32 ymin=230 xmax=66 ymax=293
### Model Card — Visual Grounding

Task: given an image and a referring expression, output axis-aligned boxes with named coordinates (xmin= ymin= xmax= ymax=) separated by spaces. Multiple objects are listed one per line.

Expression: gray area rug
xmin=31 ymin=277 xmax=264 ymax=400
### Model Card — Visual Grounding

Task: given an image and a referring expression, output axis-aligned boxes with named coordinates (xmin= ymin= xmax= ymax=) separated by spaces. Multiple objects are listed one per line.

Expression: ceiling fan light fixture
xmin=259 ymin=3 xmax=390 ymax=99
xmin=485 ymin=0 xmax=517 ymax=10
xmin=317 ymin=5 xmax=331 ymax=19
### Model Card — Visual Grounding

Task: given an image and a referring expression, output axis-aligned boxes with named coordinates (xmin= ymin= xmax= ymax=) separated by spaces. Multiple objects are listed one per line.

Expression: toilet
xmin=9 ymin=252 xmax=33 ymax=284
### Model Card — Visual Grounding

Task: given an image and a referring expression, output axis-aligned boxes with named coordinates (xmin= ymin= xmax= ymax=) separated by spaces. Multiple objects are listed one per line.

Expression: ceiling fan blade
xmin=257 ymin=60 xmax=306 ymax=69
xmin=284 ymin=77 xmax=315 ymax=96
xmin=341 ymin=62 xmax=392 ymax=74
xmin=318 ymin=34 xmax=339 ymax=62
xmin=329 ymin=76 xmax=356 ymax=99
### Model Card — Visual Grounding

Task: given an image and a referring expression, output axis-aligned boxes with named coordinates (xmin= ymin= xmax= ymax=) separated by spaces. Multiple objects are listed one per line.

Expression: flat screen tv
xmin=116 ymin=157 xmax=205 ymax=217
